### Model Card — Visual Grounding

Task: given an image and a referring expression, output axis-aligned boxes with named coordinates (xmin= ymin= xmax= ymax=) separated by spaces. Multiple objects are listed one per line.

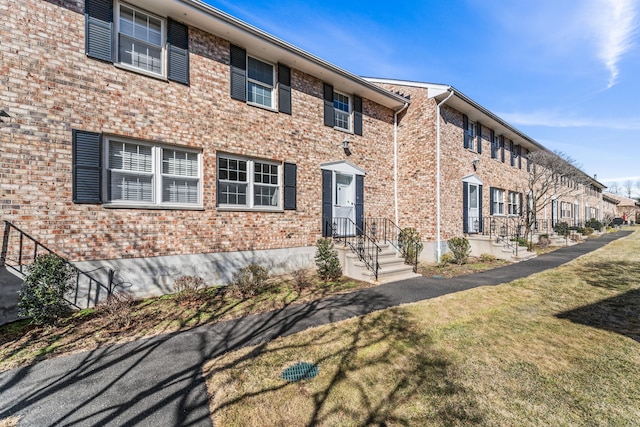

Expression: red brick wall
xmin=0 ymin=0 xmax=396 ymax=262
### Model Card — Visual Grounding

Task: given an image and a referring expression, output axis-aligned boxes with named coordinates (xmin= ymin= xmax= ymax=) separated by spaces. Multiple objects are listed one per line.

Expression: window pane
xmin=218 ymin=182 xmax=247 ymax=205
xmin=119 ymin=6 xmax=134 ymax=37
xmin=110 ymin=171 xmax=153 ymax=202
xmin=334 ymin=93 xmax=349 ymax=113
xmin=254 ymin=161 xmax=278 ymax=185
xmin=119 ymin=35 xmax=162 ymax=74
xmin=248 ymin=82 xmax=273 ymax=107
xmin=247 ymin=57 xmax=273 ymax=85
xmin=163 ymin=177 xmax=198 ymax=204
xmin=254 ymin=185 xmax=278 ymax=207
xmin=109 ymin=141 xmax=152 ymax=172
xmin=162 ymin=149 xmax=198 ymax=177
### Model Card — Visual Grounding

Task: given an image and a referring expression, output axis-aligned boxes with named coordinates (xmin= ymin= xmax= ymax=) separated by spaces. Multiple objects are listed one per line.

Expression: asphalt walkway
xmin=0 ymin=230 xmax=632 ymax=426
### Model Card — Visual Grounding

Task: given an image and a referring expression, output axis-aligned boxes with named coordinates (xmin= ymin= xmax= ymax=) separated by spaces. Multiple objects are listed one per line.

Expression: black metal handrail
xmin=324 ymin=217 xmax=381 ymax=280
xmin=2 ymin=220 xmax=114 ymax=307
xmin=363 ymin=217 xmax=420 ymax=272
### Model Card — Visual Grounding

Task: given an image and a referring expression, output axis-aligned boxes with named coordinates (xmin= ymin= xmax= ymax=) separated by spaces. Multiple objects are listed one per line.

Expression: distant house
xmin=603 ymin=193 xmax=640 ymax=224
xmin=0 ymin=0 xmax=614 ymax=313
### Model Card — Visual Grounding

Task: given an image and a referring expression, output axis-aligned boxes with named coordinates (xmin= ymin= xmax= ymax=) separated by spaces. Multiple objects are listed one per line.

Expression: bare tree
xmin=623 ymin=179 xmax=634 ymax=198
xmin=521 ymin=150 xmax=590 ymax=246
xmin=607 ymin=182 xmax=619 ymax=195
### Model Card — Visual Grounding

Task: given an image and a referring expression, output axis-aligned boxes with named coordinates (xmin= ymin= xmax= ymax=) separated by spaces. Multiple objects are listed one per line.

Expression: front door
xmin=551 ymin=199 xmax=558 ymax=227
xmin=333 ymin=172 xmax=356 ymax=236
xmin=467 ymin=183 xmax=480 ymax=233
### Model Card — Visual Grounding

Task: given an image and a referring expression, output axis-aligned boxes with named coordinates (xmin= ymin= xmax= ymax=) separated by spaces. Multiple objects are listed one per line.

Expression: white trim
xmin=246 ymin=54 xmax=276 ymax=109
xmin=461 ymin=174 xmax=483 ymax=186
xmin=320 ymin=160 xmax=365 ymax=176
xmin=216 ymin=153 xmax=282 ymax=210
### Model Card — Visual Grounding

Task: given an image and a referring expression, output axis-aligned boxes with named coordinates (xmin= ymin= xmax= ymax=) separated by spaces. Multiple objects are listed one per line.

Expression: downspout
xmin=436 ymin=89 xmax=454 ymax=263
xmin=394 ymin=102 xmax=409 ymax=228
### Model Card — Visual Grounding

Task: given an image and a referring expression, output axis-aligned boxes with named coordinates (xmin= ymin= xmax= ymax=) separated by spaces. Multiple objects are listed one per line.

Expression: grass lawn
xmin=204 ymin=230 xmax=640 ymax=426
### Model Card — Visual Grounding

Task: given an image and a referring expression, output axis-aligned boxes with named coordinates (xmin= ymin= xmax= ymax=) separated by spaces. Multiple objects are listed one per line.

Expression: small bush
xmin=438 ymin=252 xmax=455 ymax=267
xmin=228 ymin=264 xmax=270 ymax=298
xmin=315 ymin=238 xmax=342 ymax=282
xmin=554 ymin=221 xmax=570 ymax=237
xmin=585 ymin=218 xmax=603 ymax=232
xmin=479 ymin=253 xmax=497 ymax=263
xmin=583 ymin=227 xmax=594 ymax=236
xmin=96 ymin=292 xmax=134 ymax=330
xmin=538 ymin=234 xmax=550 ymax=249
xmin=173 ymin=275 xmax=205 ymax=303
xmin=447 ymin=237 xmax=471 ymax=265
xmin=292 ymin=268 xmax=312 ymax=292
xmin=18 ymin=253 xmax=75 ymax=325
xmin=398 ymin=227 xmax=424 ymax=266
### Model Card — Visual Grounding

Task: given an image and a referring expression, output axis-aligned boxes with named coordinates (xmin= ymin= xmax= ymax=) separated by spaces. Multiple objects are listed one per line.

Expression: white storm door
xmin=468 ymin=183 xmax=480 ymax=233
xmin=334 ymin=172 xmax=355 ymax=236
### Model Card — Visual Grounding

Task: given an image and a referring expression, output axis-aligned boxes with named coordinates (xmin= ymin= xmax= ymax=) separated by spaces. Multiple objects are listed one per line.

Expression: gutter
xmin=394 ymin=102 xmax=410 ymax=228
xmin=435 ymin=88 xmax=454 ymax=263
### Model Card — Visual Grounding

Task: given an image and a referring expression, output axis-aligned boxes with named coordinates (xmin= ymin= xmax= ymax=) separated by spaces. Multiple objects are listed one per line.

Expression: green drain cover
xmin=281 ymin=362 xmax=319 ymax=382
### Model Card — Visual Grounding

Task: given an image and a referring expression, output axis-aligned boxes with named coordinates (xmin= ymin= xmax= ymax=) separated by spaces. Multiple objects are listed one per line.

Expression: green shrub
xmin=585 ymin=218 xmax=603 ymax=231
xmin=447 ymin=237 xmax=471 ymax=265
xmin=479 ymin=253 xmax=497 ymax=263
xmin=173 ymin=275 xmax=205 ymax=303
xmin=315 ymin=238 xmax=342 ymax=282
xmin=438 ymin=252 xmax=455 ymax=268
xmin=228 ymin=264 xmax=270 ymax=298
xmin=583 ymin=227 xmax=594 ymax=236
xmin=554 ymin=221 xmax=570 ymax=237
xmin=398 ymin=227 xmax=424 ymax=266
xmin=18 ymin=253 xmax=75 ymax=325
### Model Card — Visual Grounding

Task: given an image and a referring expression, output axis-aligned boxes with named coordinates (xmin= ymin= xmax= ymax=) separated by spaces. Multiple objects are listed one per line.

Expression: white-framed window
xmin=334 ymin=91 xmax=351 ymax=131
xmin=105 ymin=137 xmax=201 ymax=207
xmin=491 ymin=187 xmax=505 ymax=215
xmin=217 ymin=154 xmax=281 ymax=209
xmin=491 ymin=134 xmax=500 ymax=159
xmin=116 ymin=2 xmax=165 ymax=77
xmin=560 ymin=202 xmax=572 ymax=218
xmin=508 ymin=192 xmax=520 ymax=215
xmin=247 ymin=56 xmax=275 ymax=108
xmin=464 ymin=119 xmax=476 ymax=151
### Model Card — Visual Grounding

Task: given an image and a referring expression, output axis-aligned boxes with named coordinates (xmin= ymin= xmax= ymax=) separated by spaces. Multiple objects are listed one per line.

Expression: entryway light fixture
xmin=472 ymin=155 xmax=479 ymax=170
xmin=342 ymin=139 xmax=352 ymax=156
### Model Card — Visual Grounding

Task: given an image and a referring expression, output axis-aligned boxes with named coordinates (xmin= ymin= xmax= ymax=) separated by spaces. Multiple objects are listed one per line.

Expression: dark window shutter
xmin=283 ymin=162 xmax=296 ymax=210
xmin=322 ymin=170 xmax=332 ymax=237
xmin=353 ymin=95 xmax=363 ymax=136
xmin=230 ymin=44 xmax=246 ymax=101
xmin=478 ymin=185 xmax=483 ymax=232
xmin=463 ymin=114 xmax=469 ymax=148
xmin=463 ymin=182 xmax=469 ymax=233
xmin=510 ymin=141 xmax=515 ymax=166
xmin=85 ymin=0 xmax=113 ymax=62
xmin=526 ymin=149 xmax=531 ymax=172
xmin=167 ymin=19 xmax=189 ymax=85
xmin=355 ymin=175 xmax=364 ymax=234
xmin=278 ymin=63 xmax=292 ymax=114
xmin=490 ymin=129 xmax=496 ymax=158
xmin=476 ymin=122 xmax=482 ymax=154
xmin=500 ymin=136 xmax=505 ymax=162
xmin=519 ymin=192 xmax=524 ymax=217
xmin=489 ymin=187 xmax=495 ymax=215
xmin=73 ymin=129 xmax=102 ymax=204
xmin=323 ymin=83 xmax=334 ymax=127
xmin=517 ymin=145 xmax=522 ymax=169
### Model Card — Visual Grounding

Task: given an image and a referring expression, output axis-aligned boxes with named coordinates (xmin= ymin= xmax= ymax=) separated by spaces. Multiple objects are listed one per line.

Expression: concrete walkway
xmin=0 ymin=231 xmax=632 ymax=426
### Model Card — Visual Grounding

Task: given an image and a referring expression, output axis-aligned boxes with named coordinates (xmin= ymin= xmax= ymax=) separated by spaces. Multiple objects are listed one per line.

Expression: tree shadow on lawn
xmin=557 ymin=261 xmax=640 ymax=343
xmin=206 ymin=305 xmax=482 ymax=426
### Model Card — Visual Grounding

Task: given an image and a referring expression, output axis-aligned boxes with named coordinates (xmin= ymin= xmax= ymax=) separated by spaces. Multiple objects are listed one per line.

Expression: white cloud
xmin=584 ymin=0 xmax=638 ymax=88
xmin=498 ymin=110 xmax=640 ymax=130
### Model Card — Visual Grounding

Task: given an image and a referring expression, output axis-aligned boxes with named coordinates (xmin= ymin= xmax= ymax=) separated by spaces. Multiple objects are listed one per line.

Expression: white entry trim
xmin=320 ymin=160 xmax=366 ymax=176
xmin=462 ymin=174 xmax=483 ymax=186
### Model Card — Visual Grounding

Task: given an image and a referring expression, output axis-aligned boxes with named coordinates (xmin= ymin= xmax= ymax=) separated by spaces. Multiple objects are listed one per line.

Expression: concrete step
xmin=360 ymin=262 xmax=421 ymax=284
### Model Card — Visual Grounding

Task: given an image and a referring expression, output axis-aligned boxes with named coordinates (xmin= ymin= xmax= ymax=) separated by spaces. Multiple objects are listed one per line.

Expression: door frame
xmin=321 ymin=161 xmax=365 ymax=237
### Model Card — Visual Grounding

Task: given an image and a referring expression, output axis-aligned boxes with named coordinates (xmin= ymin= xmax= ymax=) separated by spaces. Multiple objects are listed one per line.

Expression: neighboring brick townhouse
xmin=0 ymin=0 xmax=614 ymax=309
xmin=603 ymin=193 xmax=640 ymax=224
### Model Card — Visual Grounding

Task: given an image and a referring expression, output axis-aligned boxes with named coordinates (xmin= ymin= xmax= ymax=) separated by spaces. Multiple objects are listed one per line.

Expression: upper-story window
xmin=85 ymin=0 xmax=190 ymax=85
xmin=334 ymin=92 xmax=351 ymax=131
xmin=117 ymin=4 xmax=164 ymax=76
xmin=323 ymin=83 xmax=363 ymax=135
xmin=247 ymin=57 xmax=275 ymax=108
xmin=491 ymin=131 xmax=499 ymax=159
xmin=463 ymin=115 xmax=476 ymax=151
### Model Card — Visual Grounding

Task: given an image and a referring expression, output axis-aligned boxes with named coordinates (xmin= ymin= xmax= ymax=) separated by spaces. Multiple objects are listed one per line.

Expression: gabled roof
xmin=603 ymin=192 xmax=640 ymax=207
xmin=128 ymin=0 xmax=409 ymax=110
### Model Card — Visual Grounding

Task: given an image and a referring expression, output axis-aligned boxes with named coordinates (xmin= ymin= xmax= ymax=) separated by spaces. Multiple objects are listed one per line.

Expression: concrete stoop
xmin=468 ymin=234 xmax=537 ymax=263
xmin=338 ymin=244 xmax=420 ymax=284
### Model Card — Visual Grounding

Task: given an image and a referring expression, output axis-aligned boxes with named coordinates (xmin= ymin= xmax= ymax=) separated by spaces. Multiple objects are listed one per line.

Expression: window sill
xmin=114 ymin=63 xmax=168 ymax=82
xmin=104 ymin=203 xmax=204 ymax=211
xmin=333 ymin=126 xmax=353 ymax=135
xmin=217 ymin=207 xmax=284 ymax=213
xmin=247 ymin=101 xmax=278 ymax=113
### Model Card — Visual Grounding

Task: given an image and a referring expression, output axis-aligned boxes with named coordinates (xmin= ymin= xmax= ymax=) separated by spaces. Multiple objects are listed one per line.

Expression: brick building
xmin=0 ymin=0 xmax=612 ymax=310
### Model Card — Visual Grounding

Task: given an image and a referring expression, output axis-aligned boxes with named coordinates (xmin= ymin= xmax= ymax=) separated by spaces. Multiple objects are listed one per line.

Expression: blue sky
xmin=207 ymin=0 xmax=640 ymax=196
